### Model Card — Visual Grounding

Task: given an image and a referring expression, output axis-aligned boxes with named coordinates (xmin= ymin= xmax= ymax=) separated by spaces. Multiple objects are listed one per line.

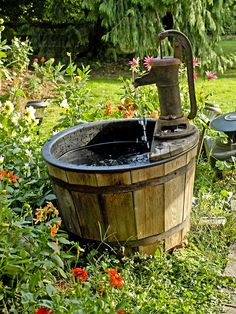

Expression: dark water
xmin=59 ymin=141 xmax=151 ymax=167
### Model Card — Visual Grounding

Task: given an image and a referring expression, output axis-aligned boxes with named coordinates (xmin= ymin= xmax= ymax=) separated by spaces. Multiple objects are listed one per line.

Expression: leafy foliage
xmin=0 ymin=29 xmax=236 ymax=313
xmin=1 ymin=1 xmax=236 ymax=70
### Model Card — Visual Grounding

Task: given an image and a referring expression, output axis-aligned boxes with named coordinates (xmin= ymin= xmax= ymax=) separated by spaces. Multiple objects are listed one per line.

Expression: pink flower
xmin=193 ymin=57 xmax=200 ymax=68
xmin=206 ymin=71 xmax=217 ymax=80
xmin=129 ymin=57 xmax=140 ymax=72
xmin=143 ymin=56 xmax=154 ymax=71
xmin=193 ymin=70 xmax=197 ymax=81
xmin=41 ymin=56 xmax=46 ymax=63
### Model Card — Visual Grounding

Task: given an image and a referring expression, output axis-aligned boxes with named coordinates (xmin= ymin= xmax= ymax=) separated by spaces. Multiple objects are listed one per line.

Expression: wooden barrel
xmin=42 ymin=119 xmax=198 ymax=255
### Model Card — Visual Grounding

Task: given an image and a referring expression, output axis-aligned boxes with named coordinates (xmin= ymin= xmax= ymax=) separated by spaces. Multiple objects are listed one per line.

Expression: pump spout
xmin=134 ymin=68 xmax=159 ymax=88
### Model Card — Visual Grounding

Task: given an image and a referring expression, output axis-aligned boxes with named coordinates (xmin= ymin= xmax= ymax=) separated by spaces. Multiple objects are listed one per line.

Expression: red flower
xmin=71 ymin=267 xmax=88 ymax=282
xmin=143 ymin=56 xmax=154 ymax=71
xmin=117 ymin=311 xmax=125 ymax=314
xmin=206 ymin=71 xmax=217 ymax=80
xmin=41 ymin=56 xmax=46 ymax=63
xmin=117 ymin=105 xmax=126 ymax=111
xmin=35 ymin=307 xmax=54 ymax=314
xmin=105 ymin=267 xmax=123 ymax=288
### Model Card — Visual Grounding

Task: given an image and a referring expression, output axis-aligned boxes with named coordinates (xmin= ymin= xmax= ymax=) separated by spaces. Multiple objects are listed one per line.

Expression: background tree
xmin=0 ymin=0 xmax=235 ymax=70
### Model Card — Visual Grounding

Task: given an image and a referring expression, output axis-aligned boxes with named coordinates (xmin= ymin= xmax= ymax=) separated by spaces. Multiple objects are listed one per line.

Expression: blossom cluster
xmin=34 ymin=202 xmax=59 ymax=224
xmin=105 ymin=98 xmax=137 ymax=118
xmin=128 ymin=56 xmax=154 ymax=72
xmin=71 ymin=266 xmax=124 ymax=288
xmin=0 ymin=169 xmax=19 ymax=184
xmin=128 ymin=55 xmax=217 ymax=81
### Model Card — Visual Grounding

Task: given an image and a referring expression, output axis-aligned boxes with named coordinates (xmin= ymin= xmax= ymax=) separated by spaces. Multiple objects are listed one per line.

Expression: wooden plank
xmin=66 ymin=170 xmax=98 ymax=186
xmin=181 ymin=156 xmax=196 ymax=239
xmin=95 ymin=171 xmax=131 ymax=186
xmin=52 ymin=183 xmax=82 ymax=236
xmin=164 ymin=154 xmax=187 ymax=175
xmin=100 ymin=191 xmax=136 ymax=242
xmin=131 ymin=163 xmax=164 ymax=183
xmin=94 ymin=171 xmax=136 ymax=243
xmin=71 ymin=191 xmax=105 ymax=240
xmin=133 ymin=185 xmax=164 ymax=239
xmin=47 ymin=164 xmax=68 ymax=181
xmin=164 ymin=173 xmax=186 ymax=250
xmin=139 ymin=242 xmax=162 ymax=255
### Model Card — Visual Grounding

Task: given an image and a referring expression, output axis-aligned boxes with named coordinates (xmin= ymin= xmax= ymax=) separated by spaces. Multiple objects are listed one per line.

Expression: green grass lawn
xmin=87 ymin=70 xmax=236 ymax=114
xmin=220 ymin=37 xmax=236 ymax=54
xmin=196 ymin=69 xmax=236 ymax=113
xmin=87 ymin=77 xmax=124 ymax=104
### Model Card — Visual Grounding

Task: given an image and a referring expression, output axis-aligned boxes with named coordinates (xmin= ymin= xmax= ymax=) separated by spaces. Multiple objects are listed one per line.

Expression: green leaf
xmin=44 ymin=194 xmax=57 ymax=201
xmin=51 ymin=254 xmax=64 ymax=268
xmin=46 ymin=283 xmax=57 ymax=297
xmin=58 ymin=237 xmax=71 ymax=245
xmin=48 ymin=241 xmax=60 ymax=251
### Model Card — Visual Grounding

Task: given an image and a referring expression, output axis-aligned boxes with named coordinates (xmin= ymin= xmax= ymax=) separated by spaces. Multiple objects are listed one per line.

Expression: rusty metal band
xmin=81 ymin=217 xmax=189 ymax=248
xmin=50 ymin=157 xmax=195 ymax=194
xmin=110 ymin=217 xmax=189 ymax=247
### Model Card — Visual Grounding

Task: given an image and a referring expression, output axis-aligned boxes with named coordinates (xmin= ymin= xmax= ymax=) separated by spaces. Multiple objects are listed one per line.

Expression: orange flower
xmin=124 ymin=109 xmax=134 ymax=119
xmin=71 ymin=267 xmax=88 ymax=282
xmin=50 ymin=224 xmax=59 ymax=237
xmin=34 ymin=202 xmax=59 ymax=224
xmin=7 ymin=171 xmax=19 ymax=183
xmin=150 ymin=111 xmax=159 ymax=119
xmin=0 ymin=169 xmax=7 ymax=180
xmin=105 ymin=100 xmax=114 ymax=115
xmin=124 ymin=98 xmax=133 ymax=107
xmin=116 ymin=311 xmax=125 ymax=314
xmin=105 ymin=267 xmax=123 ymax=288
xmin=53 ymin=239 xmax=59 ymax=255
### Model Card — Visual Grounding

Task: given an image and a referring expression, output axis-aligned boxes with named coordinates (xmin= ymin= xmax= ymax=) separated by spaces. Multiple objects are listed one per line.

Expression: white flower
xmin=11 ymin=116 xmax=18 ymax=125
xmin=25 ymin=149 xmax=33 ymax=160
xmin=5 ymin=101 xmax=14 ymax=114
xmin=60 ymin=99 xmax=69 ymax=109
xmin=25 ymin=106 xmax=36 ymax=121
xmin=21 ymin=136 xmax=31 ymax=143
xmin=0 ymin=156 xmax=4 ymax=163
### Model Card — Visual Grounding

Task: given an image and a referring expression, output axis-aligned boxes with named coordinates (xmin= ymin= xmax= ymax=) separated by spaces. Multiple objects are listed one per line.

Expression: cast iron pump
xmin=134 ymin=30 xmax=198 ymax=160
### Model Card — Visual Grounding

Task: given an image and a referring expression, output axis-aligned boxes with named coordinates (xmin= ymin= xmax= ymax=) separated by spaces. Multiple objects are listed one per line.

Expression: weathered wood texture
xmin=47 ymin=146 xmax=197 ymax=255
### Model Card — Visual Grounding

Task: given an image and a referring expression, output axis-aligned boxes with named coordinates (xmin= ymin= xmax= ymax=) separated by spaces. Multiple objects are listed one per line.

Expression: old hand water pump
xmin=134 ymin=30 xmax=199 ymax=161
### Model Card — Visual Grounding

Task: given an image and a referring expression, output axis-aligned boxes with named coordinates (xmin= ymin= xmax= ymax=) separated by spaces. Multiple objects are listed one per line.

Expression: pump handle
xmin=158 ymin=30 xmax=197 ymax=119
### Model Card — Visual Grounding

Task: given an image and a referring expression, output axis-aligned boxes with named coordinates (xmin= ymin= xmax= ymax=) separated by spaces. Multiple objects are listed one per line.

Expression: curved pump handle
xmin=158 ymin=30 xmax=197 ymax=119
